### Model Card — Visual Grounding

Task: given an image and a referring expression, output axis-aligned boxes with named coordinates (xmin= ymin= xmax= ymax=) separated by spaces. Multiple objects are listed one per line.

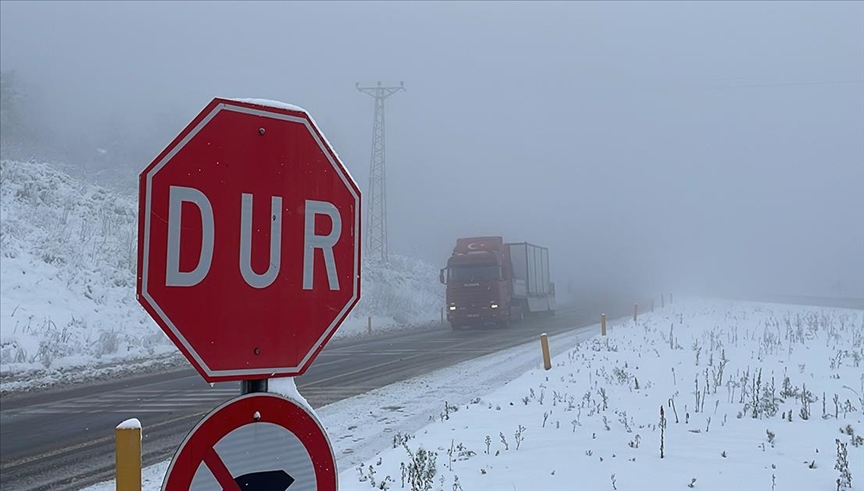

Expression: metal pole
xmin=241 ymin=379 xmax=268 ymax=394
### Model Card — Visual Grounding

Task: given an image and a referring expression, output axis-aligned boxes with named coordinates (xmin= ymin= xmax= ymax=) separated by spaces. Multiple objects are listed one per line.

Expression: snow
xmin=116 ymin=418 xmax=141 ymax=430
xmin=0 ymin=159 xmax=174 ymax=387
xmin=225 ymin=97 xmax=307 ymax=113
xmin=267 ymin=376 xmax=313 ymax=413
xmin=0 ymin=159 xmax=444 ymax=393
xmin=82 ymin=297 xmax=864 ymax=491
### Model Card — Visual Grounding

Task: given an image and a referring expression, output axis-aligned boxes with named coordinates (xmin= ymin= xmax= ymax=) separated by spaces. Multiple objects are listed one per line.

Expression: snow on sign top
xmin=225 ymin=97 xmax=308 ymax=113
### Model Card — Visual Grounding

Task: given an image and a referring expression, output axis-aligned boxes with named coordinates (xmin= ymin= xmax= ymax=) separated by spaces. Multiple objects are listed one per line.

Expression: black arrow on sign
xmin=233 ymin=470 xmax=295 ymax=490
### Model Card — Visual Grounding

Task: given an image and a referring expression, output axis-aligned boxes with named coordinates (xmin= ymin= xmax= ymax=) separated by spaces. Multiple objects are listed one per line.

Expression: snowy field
xmin=0 ymin=159 xmax=444 ymax=392
xmin=84 ymin=297 xmax=864 ymax=491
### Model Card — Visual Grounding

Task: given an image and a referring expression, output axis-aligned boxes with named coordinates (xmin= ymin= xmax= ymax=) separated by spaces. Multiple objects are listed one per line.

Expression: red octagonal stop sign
xmin=137 ymin=98 xmax=361 ymax=383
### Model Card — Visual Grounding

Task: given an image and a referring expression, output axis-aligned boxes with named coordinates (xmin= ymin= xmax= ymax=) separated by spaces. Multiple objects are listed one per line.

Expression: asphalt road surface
xmin=0 ymin=299 xmax=638 ymax=491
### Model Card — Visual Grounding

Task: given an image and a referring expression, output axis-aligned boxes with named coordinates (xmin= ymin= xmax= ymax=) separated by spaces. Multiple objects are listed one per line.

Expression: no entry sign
xmin=162 ymin=392 xmax=336 ymax=491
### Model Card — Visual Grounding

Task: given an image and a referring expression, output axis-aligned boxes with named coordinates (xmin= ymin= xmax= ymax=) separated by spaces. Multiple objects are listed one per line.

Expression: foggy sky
xmin=2 ymin=1 xmax=863 ymax=300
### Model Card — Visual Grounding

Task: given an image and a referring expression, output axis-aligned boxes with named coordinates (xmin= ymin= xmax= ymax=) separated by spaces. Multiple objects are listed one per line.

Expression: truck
xmin=439 ymin=236 xmax=556 ymax=329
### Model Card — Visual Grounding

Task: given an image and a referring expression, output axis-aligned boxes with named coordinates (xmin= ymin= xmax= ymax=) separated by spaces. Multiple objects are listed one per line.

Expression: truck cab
xmin=439 ymin=236 xmax=524 ymax=329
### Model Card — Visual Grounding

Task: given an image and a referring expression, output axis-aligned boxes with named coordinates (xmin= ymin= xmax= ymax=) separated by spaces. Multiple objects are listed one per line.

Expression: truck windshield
xmin=448 ymin=265 xmax=501 ymax=283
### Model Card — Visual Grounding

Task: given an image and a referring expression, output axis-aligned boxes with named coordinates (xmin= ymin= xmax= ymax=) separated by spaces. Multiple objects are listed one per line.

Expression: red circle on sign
xmin=162 ymin=392 xmax=337 ymax=491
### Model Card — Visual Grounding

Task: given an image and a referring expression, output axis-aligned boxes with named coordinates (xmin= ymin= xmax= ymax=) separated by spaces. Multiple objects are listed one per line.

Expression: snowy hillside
xmin=0 ymin=159 xmax=444 ymax=390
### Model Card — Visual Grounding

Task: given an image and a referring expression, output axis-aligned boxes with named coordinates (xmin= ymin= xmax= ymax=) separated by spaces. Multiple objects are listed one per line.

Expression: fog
xmin=2 ymin=1 xmax=862 ymax=301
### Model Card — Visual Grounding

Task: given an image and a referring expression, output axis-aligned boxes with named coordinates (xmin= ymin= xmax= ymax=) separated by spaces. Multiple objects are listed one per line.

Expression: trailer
xmin=506 ymin=242 xmax=557 ymax=314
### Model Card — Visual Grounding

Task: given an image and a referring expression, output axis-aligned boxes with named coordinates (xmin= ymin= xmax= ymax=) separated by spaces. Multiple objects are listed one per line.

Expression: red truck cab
xmin=439 ymin=236 xmax=526 ymax=329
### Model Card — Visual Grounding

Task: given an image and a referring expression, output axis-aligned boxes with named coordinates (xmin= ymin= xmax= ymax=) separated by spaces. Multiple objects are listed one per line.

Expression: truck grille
xmin=448 ymin=285 xmax=496 ymax=307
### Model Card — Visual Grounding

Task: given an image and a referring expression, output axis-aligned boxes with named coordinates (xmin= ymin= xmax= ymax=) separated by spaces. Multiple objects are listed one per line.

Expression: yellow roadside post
xmin=540 ymin=333 xmax=552 ymax=370
xmin=115 ymin=418 xmax=142 ymax=491
xmin=634 ymin=303 xmax=638 ymax=322
xmin=601 ymin=313 xmax=607 ymax=336
xmin=367 ymin=316 xmax=372 ymax=335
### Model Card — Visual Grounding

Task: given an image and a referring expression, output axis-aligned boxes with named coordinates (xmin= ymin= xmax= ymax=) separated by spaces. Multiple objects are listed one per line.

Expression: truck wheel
xmin=450 ymin=322 xmax=465 ymax=331
xmin=501 ymin=308 xmax=516 ymax=328
xmin=509 ymin=304 xmax=524 ymax=324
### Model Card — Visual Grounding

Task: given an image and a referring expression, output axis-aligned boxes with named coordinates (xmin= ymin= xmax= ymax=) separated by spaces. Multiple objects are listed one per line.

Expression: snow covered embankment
xmin=339 ymin=298 xmax=864 ymax=491
xmin=0 ymin=159 xmax=163 ymax=382
xmin=0 ymin=159 xmax=444 ymax=391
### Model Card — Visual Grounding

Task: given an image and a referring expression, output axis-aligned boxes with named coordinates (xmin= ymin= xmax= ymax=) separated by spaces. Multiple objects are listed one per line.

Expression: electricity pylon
xmin=356 ymin=81 xmax=405 ymax=264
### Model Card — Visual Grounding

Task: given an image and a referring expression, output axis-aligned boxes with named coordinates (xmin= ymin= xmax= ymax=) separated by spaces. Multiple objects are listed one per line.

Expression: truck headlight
xmin=490 ymin=303 xmax=499 ymax=309
xmin=449 ymin=305 xmax=457 ymax=311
